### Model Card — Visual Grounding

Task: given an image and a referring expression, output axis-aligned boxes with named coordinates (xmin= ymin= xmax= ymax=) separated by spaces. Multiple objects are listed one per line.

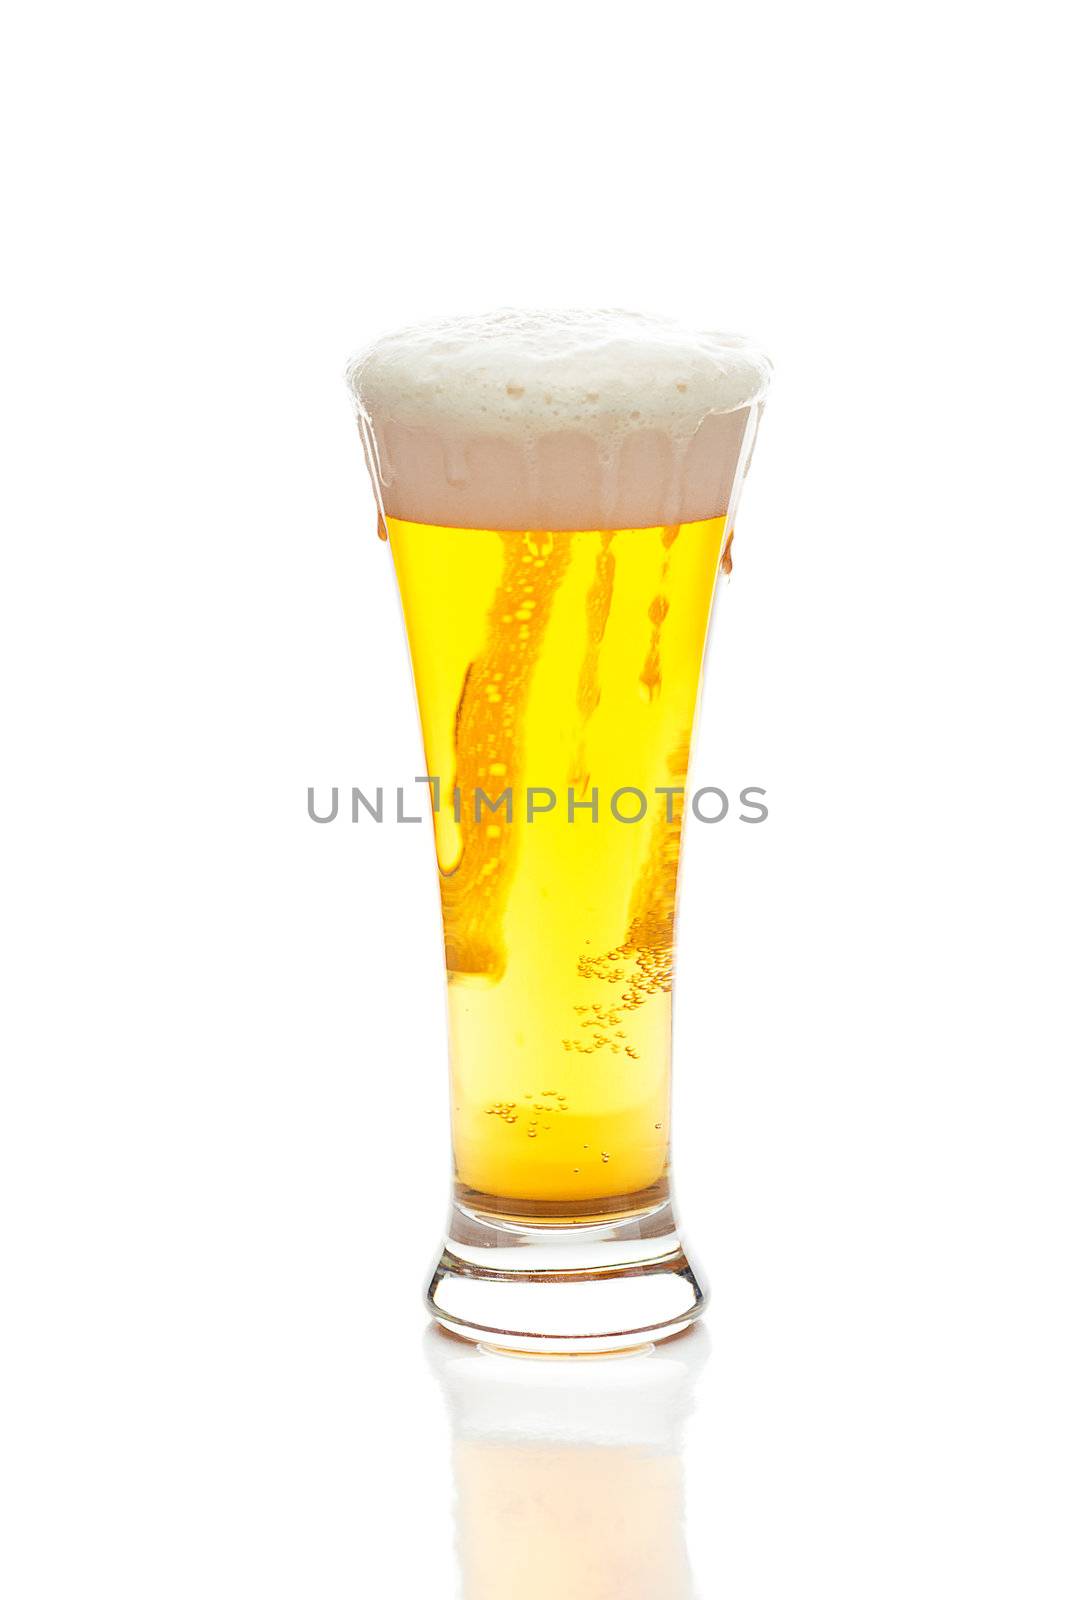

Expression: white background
xmin=2 ymin=2 xmax=1065 ymax=1595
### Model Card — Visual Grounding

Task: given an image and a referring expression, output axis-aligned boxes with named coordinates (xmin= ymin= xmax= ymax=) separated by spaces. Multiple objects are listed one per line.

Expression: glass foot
xmin=426 ymin=1196 xmax=706 ymax=1355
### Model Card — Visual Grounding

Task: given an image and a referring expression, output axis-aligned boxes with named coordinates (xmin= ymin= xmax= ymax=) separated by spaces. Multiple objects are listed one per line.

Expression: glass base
xmin=426 ymin=1194 xmax=706 ymax=1355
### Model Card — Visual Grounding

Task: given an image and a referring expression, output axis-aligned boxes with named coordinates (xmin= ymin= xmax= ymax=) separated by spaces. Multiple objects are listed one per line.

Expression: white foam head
xmin=347 ymin=309 xmax=771 ymax=531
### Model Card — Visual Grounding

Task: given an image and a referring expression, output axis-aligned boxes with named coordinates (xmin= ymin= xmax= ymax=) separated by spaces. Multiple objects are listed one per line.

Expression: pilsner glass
xmin=348 ymin=310 xmax=770 ymax=1352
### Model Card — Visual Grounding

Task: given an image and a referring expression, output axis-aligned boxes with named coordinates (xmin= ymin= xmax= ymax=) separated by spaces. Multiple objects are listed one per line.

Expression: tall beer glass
xmin=348 ymin=310 xmax=770 ymax=1352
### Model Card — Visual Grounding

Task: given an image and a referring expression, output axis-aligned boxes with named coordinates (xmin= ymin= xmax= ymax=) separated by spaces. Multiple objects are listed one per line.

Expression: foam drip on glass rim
xmin=347 ymin=308 xmax=771 ymax=532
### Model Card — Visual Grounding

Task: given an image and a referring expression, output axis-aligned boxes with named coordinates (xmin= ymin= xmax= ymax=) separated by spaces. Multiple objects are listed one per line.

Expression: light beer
xmin=390 ymin=514 xmax=725 ymax=1213
xmin=348 ymin=309 xmax=770 ymax=1348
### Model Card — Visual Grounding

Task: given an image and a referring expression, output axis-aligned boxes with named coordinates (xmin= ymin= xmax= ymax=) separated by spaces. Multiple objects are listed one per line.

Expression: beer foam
xmin=347 ymin=309 xmax=771 ymax=531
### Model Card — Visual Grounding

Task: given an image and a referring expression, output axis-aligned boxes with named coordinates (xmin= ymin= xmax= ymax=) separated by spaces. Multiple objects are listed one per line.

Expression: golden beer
xmin=348 ymin=308 xmax=770 ymax=1349
xmin=390 ymin=514 xmax=726 ymax=1212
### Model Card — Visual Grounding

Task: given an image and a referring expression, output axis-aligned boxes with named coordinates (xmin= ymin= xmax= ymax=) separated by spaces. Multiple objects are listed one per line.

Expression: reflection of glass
xmin=426 ymin=1326 xmax=708 ymax=1600
xmin=349 ymin=310 xmax=770 ymax=1351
